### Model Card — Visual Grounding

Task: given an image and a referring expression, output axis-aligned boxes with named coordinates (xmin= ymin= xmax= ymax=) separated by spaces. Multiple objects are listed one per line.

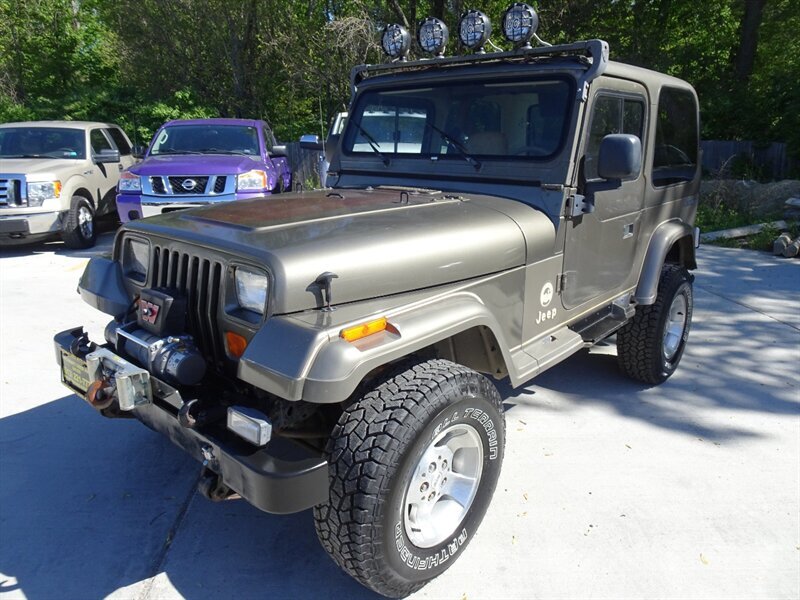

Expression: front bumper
xmin=118 ymin=191 xmax=270 ymax=222
xmin=0 ymin=210 xmax=62 ymax=237
xmin=54 ymin=327 xmax=329 ymax=514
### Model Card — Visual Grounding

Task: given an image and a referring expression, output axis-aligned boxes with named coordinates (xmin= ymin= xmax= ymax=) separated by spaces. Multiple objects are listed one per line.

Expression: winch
xmin=104 ymin=321 xmax=206 ymax=387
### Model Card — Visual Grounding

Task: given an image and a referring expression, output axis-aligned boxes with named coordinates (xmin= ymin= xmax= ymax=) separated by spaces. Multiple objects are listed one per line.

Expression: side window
xmin=106 ymin=128 xmax=132 ymax=155
xmin=652 ymin=87 xmax=698 ymax=186
xmin=584 ymin=95 xmax=644 ymax=180
xmin=90 ymin=129 xmax=113 ymax=154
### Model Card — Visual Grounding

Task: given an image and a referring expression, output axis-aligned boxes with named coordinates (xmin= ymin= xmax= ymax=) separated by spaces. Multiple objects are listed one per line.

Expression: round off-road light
xmin=502 ymin=3 xmax=538 ymax=47
xmin=381 ymin=23 xmax=411 ymax=60
xmin=417 ymin=17 xmax=449 ymax=56
xmin=458 ymin=10 xmax=492 ymax=53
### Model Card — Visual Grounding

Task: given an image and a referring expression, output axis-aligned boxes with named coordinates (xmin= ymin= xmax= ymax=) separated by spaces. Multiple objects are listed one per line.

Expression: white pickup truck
xmin=0 ymin=121 xmax=137 ymax=248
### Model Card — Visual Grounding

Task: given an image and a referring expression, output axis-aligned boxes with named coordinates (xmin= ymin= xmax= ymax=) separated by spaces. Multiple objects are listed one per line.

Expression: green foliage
xmin=0 ymin=0 xmax=798 ymax=162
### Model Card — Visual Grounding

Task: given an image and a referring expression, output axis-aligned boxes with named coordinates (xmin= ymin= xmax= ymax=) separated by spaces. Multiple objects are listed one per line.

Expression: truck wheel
xmin=617 ymin=265 xmax=693 ymax=384
xmin=61 ymin=196 xmax=96 ymax=249
xmin=313 ymin=359 xmax=505 ymax=597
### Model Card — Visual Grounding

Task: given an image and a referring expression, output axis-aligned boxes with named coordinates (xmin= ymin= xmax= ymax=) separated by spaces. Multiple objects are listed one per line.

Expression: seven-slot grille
xmin=0 ymin=178 xmax=21 ymax=206
xmin=151 ymin=244 xmax=225 ymax=366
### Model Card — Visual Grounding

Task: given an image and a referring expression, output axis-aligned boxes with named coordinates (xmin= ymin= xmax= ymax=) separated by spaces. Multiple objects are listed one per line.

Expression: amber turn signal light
xmin=225 ymin=331 xmax=248 ymax=358
xmin=340 ymin=317 xmax=388 ymax=342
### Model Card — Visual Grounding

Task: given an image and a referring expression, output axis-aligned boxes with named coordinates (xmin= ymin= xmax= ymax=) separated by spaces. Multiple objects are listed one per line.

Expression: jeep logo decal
xmin=540 ymin=282 xmax=554 ymax=307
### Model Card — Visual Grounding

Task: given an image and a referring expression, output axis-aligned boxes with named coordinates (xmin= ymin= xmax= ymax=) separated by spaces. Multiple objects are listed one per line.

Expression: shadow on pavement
xmin=500 ymin=285 xmax=799 ymax=441
xmin=0 ymin=395 xmax=377 ymax=600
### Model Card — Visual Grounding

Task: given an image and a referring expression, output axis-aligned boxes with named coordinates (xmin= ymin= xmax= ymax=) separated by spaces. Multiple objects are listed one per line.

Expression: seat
xmin=466 ymin=131 xmax=508 ymax=155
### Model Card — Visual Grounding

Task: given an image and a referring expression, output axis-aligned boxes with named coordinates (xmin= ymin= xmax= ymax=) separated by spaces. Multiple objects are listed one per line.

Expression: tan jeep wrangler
xmin=0 ymin=121 xmax=137 ymax=248
xmin=54 ymin=6 xmax=700 ymax=597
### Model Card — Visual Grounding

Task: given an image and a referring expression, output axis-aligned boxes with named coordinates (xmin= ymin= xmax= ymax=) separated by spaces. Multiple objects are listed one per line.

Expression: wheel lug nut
xmin=420 ymin=482 xmax=429 ymax=492
xmin=442 ymin=459 xmax=448 ymax=470
xmin=428 ymin=492 xmax=436 ymax=501
xmin=428 ymin=462 xmax=436 ymax=473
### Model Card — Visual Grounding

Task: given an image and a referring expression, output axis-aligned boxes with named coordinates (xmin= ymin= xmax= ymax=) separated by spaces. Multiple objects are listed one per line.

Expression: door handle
xmin=118 ymin=164 xmax=124 ymax=171
xmin=623 ymin=223 xmax=635 ymax=239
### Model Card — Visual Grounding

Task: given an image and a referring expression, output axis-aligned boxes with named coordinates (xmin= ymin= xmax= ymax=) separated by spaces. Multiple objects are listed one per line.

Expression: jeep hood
xmin=131 ymin=154 xmax=263 ymax=176
xmin=125 ymin=188 xmax=554 ymax=313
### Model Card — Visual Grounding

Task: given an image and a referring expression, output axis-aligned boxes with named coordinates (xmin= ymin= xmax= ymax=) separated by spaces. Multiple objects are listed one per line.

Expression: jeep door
xmin=562 ymin=80 xmax=648 ymax=309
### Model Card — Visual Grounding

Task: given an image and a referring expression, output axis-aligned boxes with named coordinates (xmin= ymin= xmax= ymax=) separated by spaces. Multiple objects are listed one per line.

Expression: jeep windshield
xmin=150 ymin=125 xmax=260 ymax=156
xmin=343 ymin=77 xmax=573 ymax=161
xmin=0 ymin=127 xmax=86 ymax=159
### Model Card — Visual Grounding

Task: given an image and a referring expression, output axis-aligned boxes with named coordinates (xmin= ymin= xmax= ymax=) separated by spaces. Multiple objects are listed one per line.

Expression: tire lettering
xmin=463 ymin=408 xmax=499 ymax=460
xmin=394 ymin=522 xmax=468 ymax=570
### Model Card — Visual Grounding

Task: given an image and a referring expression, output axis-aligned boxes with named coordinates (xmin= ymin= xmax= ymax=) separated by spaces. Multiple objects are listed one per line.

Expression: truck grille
xmin=168 ymin=176 xmax=210 ymax=195
xmin=151 ymin=245 xmax=225 ymax=366
xmin=213 ymin=176 xmax=227 ymax=193
xmin=0 ymin=178 xmax=21 ymax=206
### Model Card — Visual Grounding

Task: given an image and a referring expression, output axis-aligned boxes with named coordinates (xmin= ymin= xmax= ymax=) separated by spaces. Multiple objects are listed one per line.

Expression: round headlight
xmin=381 ymin=23 xmax=411 ymax=60
xmin=417 ymin=17 xmax=449 ymax=57
xmin=458 ymin=10 xmax=492 ymax=53
xmin=502 ymin=3 xmax=538 ymax=47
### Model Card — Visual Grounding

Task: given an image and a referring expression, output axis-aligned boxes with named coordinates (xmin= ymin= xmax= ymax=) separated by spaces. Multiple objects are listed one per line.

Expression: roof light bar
xmin=458 ymin=10 xmax=492 ymax=53
xmin=417 ymin=17 xmax=449 ymax=57
xmin=502 ymin=3 xmax=539 ymax=48
xmin=381 ymin=23 xmax=411 ymax=61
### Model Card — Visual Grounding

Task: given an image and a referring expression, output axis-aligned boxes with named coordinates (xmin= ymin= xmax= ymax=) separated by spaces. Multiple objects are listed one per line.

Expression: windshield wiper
xmin=425 ymin=122 xmax=481 ymax=171
xmin=350 ymin=119 xmax=390 ymax=166
xmin=154 ymin=149 xmax=204 ymax=155
xmin=198 ymin=149 xmax=252 ymax=156
xmin=1 ymin=154 xmax=45 ymax=158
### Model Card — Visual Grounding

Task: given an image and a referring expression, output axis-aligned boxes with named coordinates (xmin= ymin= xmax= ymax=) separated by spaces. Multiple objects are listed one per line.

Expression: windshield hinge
xmin=568 ymin=193 xmax=595 ymax=218
xmin=556 ymin=273 xmax=568 ymax=293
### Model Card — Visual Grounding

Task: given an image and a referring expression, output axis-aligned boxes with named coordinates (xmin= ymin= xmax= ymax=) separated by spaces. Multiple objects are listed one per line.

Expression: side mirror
xmin=299 ymin=134 xmax=323 ymax=151
xmin=270 ymin=144 xmax=287 ymax=157
xmin=131 ymin=145 xmax=146 ymax=159
xmin=597 ymin=134 xmax=642 ymax=180
xmin=95 ymin=149 xmax=120 ymax=164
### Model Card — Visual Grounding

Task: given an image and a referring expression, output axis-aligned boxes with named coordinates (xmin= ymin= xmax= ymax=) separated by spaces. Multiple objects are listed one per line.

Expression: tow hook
xmin=178 ymin=399 xmax=226 ymax=429
xmin=87 ymin=376 xmax=115 ymax=410
xmin=197 ymin=466 xmax=233 ymax=502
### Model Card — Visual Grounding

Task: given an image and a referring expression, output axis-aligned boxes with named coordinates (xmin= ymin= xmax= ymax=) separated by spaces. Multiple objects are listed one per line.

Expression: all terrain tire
xmin=313 ymin=359 xmax=505 ymax=597
xmin=617 ymin=265 xmax=693 ymax=384
xmin=61 ymin=195 xmax=96 ymax=249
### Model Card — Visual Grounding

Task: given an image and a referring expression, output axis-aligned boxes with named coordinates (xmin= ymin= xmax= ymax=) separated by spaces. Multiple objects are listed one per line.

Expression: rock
xmin=773 ymin=233 xmax=792 ymax=255
xmin=782 ymin=237 xmax=800 ymax=258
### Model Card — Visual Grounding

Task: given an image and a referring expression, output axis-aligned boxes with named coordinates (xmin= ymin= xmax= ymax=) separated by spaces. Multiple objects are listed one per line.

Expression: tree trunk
xmin=734 ymin=0 xmax=767 ymax=82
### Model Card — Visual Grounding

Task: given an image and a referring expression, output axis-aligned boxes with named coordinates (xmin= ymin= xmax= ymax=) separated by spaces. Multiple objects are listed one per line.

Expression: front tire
xmin=617 ymin=265 xmax=693 ymax=384
xmin=313 ymin=359 xmax=505 ymax=597
xmin=61 ymin=196 xmax=96 ymax=249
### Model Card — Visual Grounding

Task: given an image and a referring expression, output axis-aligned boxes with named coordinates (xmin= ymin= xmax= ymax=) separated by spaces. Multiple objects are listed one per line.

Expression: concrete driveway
xmin=1 ymin=236 xmax=798 ymax=600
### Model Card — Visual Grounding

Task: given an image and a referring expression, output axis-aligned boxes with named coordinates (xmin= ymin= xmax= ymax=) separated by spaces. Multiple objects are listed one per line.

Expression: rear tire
xmin=61 ymin=196 xmax=96 ymax=249
xmin=313 ymin=359 xmax=505 ymax=597
xmin=617 ymin=265 xmax=693 ymax=384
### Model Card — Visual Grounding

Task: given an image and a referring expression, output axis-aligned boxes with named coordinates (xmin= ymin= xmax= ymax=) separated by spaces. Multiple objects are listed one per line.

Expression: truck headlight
xmin=234 ymin=267 xmax=268 ymax=315
xmin=118 ymin=171 xmax=142 ymax=192
xmin=122 ymin=238 xmax=150 ymax=283
xmin=27 ymin=181 xmax=62 ymax=207
xmin=236 ymin=169 xmax=268 ymax=191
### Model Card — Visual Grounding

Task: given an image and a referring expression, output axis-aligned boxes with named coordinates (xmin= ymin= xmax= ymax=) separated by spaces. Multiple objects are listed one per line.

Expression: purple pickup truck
xmin=116 ymin=118 xmax=291 ymax=222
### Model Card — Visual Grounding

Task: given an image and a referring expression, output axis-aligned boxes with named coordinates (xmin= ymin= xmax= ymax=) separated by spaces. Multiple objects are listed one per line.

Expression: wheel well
xmin=665 ymin=234 xmax=697 ymax=270
xmin=428 ymin=326 xmax=508 ymax=379
xmin=72 ymin=187 xmax=94 ymax=206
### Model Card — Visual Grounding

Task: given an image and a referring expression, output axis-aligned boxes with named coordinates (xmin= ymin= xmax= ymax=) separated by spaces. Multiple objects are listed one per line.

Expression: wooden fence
xmin=285 ymin=142 xmax=325 ymax=190
xmin=701 ymin=140 xmax=797 ymax=180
